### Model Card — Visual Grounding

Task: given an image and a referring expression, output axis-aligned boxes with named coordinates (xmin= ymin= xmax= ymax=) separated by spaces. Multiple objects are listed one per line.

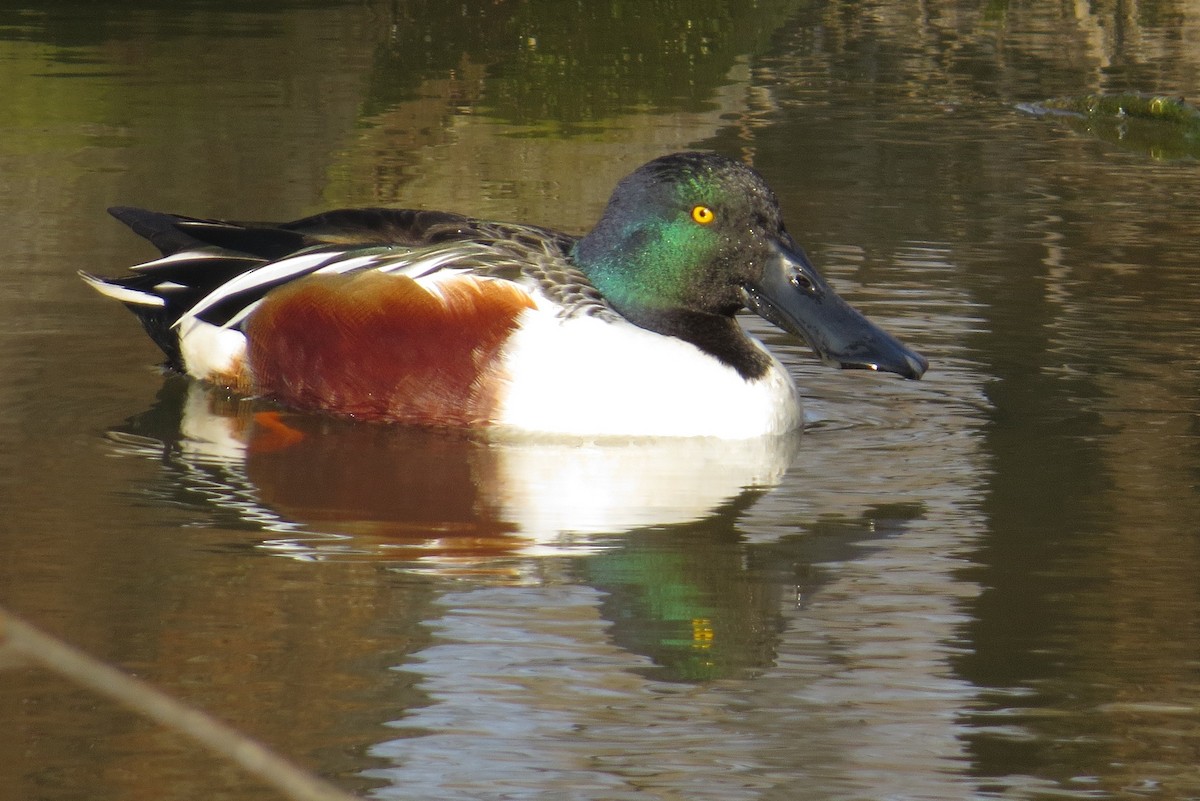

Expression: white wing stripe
xmin=79 ymin=273 xmax=167 ymax=307
xmin=221 ymin=298 xmax=263 ymax=329
xmin=315 ymin=253 xmax=387 ymax=274
xmin=131 ymin=250 xmax=257 ymax=272
xmin=374 ymin=243 xmax=491 ymax=277
xmin=175 ymin=241 xmax=511 ymax=327
xmin=179 ymin=250 xmax=340 ymax=325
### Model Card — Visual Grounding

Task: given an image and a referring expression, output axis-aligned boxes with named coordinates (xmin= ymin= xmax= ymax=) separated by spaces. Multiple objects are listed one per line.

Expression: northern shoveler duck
xmin=83 ymin=151 xmax=927 ymax=439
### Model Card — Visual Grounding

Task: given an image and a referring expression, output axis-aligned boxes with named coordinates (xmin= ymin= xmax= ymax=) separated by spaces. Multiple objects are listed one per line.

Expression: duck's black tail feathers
xmin=82 ymin=209 xmax=272 ymax=370
xmin=111 ymin=206 xmax=476 ymax=258
xmin=107 ymin=206 xmax=311 ymax=261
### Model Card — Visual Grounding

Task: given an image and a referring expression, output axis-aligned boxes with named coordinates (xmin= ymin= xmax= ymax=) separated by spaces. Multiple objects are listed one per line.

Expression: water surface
xmin=3 ymin=2 xmax=1200 ymax=799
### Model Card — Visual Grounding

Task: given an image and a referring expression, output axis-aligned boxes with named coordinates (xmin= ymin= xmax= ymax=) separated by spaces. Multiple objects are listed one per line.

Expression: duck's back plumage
xmin=86 ymin=207 xmax=656 ymax=430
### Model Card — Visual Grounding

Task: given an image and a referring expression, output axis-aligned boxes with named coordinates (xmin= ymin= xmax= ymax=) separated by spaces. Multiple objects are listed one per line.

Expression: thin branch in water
xmin=0 ymin=606 xmax=363 ymax=801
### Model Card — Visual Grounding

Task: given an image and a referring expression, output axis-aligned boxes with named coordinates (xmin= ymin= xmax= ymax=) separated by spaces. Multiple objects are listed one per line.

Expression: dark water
xmin=3 ymin=2 xmax=1200 ymax=799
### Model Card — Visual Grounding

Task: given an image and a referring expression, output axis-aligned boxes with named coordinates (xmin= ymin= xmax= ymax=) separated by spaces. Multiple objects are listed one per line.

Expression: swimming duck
xmin=83 ymin=151 xmax=927 ymax=439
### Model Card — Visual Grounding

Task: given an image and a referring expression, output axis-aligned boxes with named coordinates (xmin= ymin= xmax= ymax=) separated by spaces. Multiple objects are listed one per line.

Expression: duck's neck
xmin=572 ymin=236 xmax=771 ymax=382
xmin=620 ymin=305 xmax=773 ymax=381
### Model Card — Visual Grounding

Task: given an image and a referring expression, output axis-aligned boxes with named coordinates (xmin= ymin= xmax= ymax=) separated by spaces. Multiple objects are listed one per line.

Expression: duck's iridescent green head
xmin=573 ymin=151 xmax=927 ymax=380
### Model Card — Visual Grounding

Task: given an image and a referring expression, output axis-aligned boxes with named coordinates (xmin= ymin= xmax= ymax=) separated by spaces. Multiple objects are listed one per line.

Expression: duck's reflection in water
xmin=107 ymin=377 xmax=803 ymax=569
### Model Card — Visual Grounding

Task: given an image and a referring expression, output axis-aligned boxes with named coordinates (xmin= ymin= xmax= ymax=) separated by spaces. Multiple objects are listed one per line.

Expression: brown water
xmin=3 ymin=1 xmax=1200 ymax=799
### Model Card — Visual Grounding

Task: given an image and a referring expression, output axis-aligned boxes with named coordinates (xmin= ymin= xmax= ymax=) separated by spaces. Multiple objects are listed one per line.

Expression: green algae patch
xmin=1018 ymin=93 xmax=1200 ymax=160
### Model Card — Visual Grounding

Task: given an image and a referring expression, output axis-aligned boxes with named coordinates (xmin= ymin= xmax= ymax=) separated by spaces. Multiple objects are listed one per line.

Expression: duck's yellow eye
xmin=691 ymin=205 xmax=715 ymax=225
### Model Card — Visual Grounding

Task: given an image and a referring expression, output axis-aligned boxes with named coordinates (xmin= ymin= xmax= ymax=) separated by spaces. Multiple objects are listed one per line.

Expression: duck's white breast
xmin=493 ymin=305 xmax=803 ymax=439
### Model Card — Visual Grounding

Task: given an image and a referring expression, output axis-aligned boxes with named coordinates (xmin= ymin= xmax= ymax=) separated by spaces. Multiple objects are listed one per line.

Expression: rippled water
xmin=3 ymin=2 xmax=1200 ymax=799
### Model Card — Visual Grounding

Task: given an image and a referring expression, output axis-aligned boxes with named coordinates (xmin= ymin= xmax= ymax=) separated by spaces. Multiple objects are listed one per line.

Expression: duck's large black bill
xmin=742 ymin=241 xmax=928 ymax=380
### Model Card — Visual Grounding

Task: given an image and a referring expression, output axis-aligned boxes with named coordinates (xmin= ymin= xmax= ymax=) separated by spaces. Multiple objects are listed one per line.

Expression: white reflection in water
xmin=108 ymin=378 xmax=801 ymax=561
